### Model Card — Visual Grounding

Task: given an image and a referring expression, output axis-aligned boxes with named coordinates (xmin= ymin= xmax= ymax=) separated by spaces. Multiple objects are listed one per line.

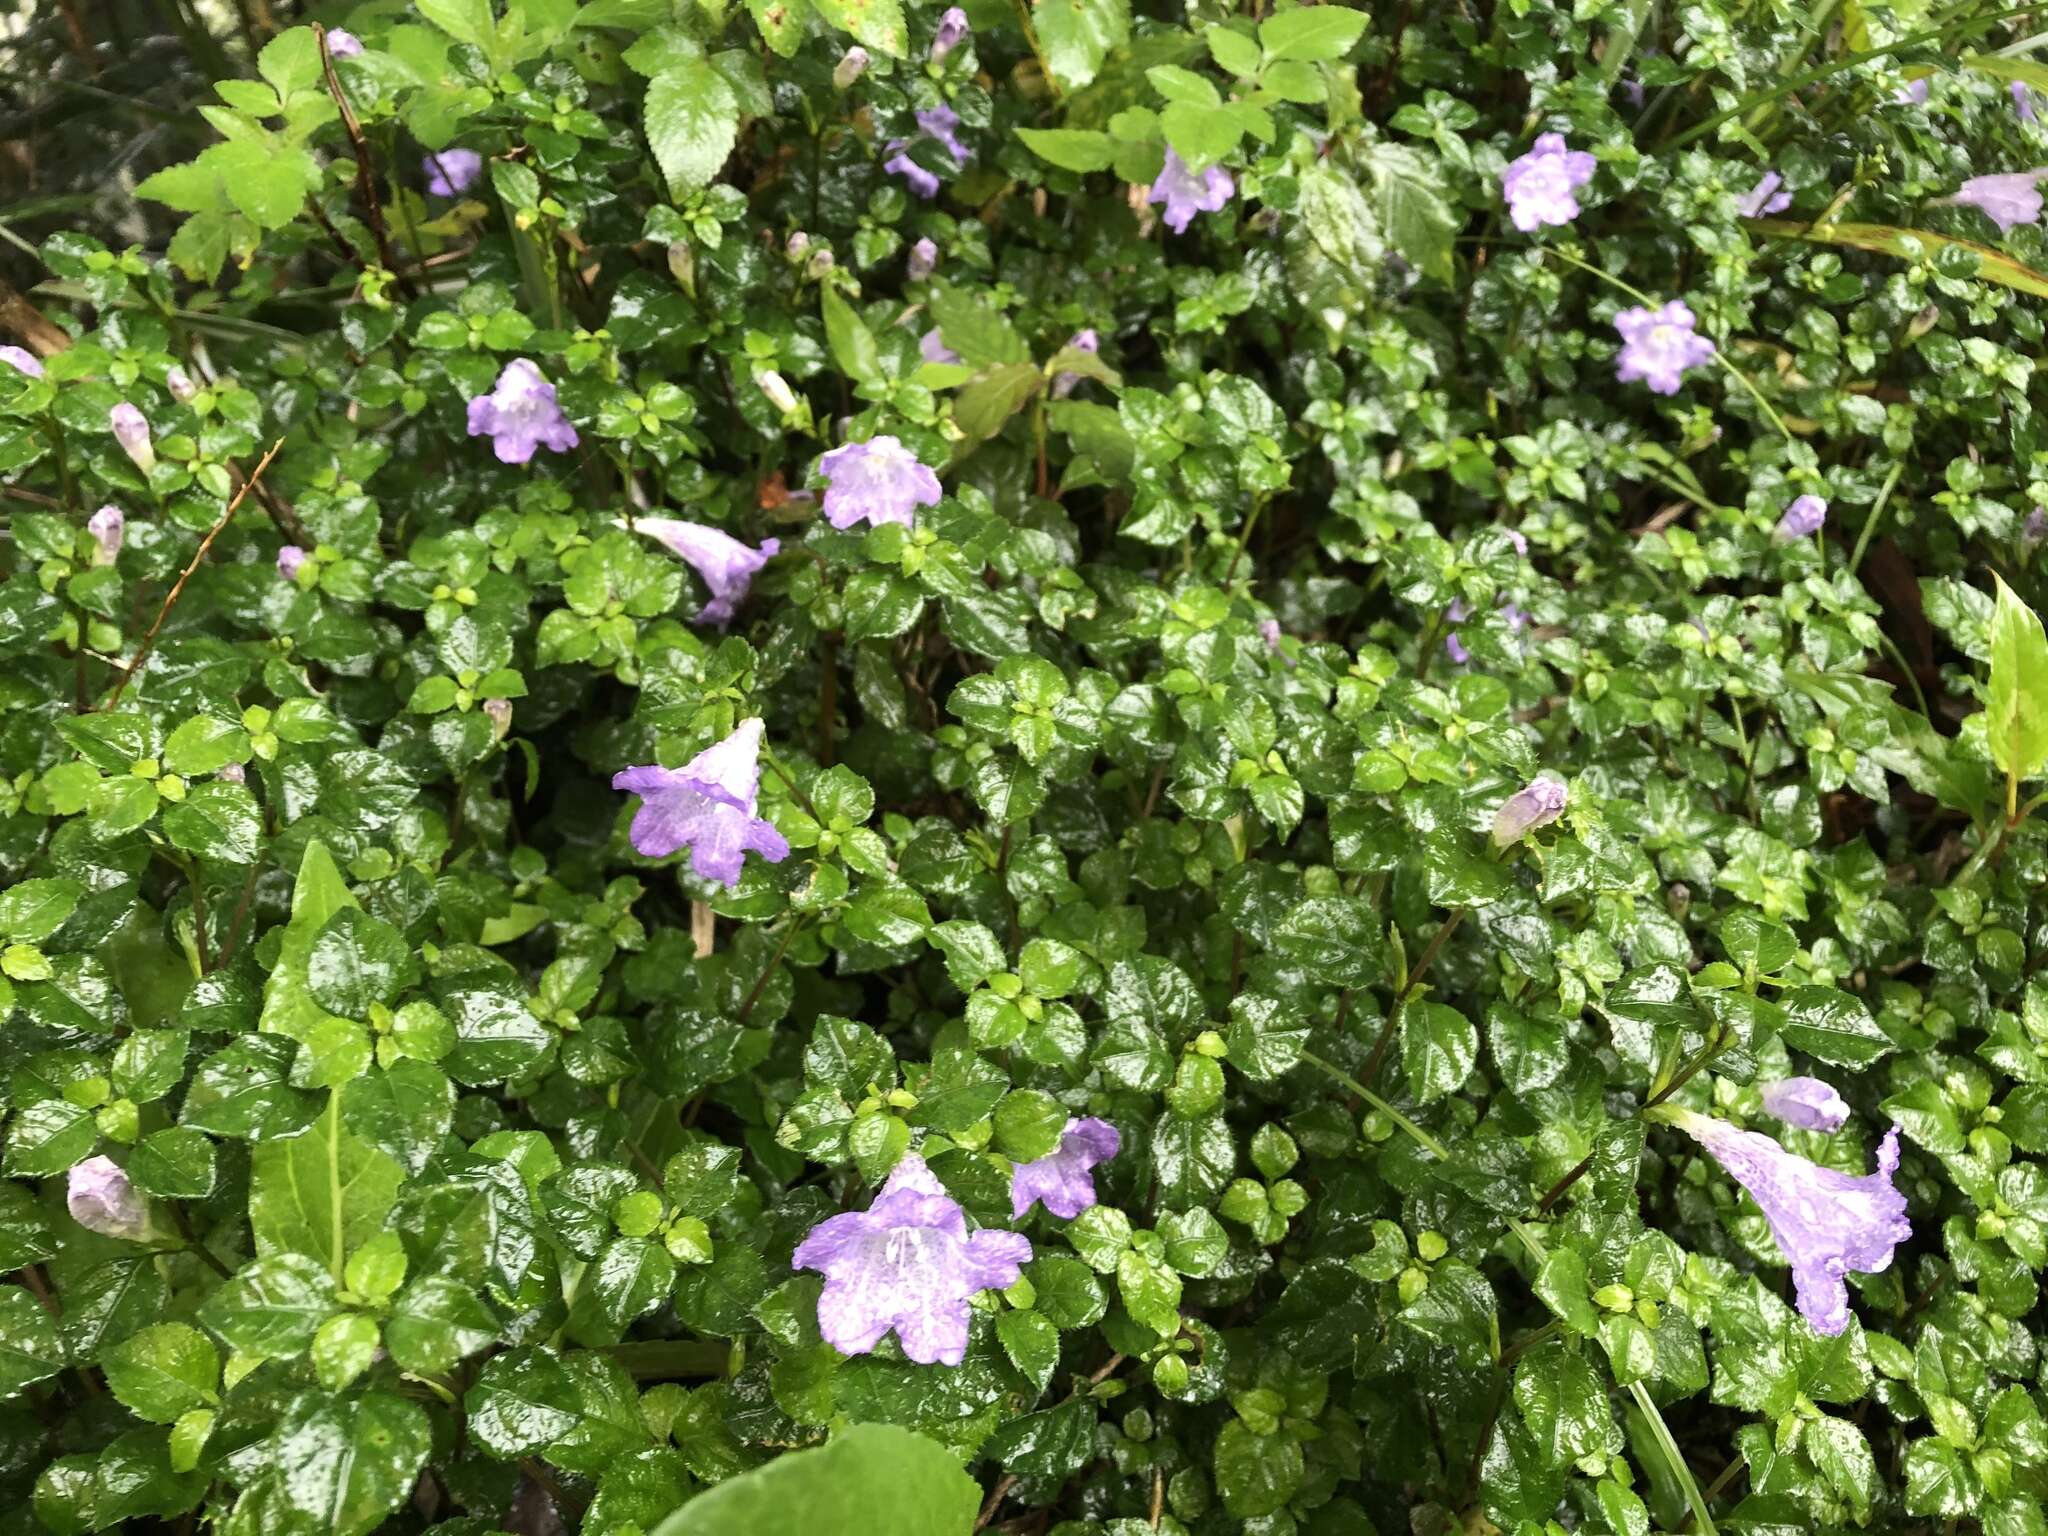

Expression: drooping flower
xmin=1667 ymin=1108 xmax=1910 ymax=1335
xmin=621 ymin=517 xmax=779 ymax=628
xmin=834 ymin=46 xmax=870 ymax=89
xmin=930 ymin=7 xmax=969 ymax=64
xmin=920 ymin=328 xmax=961 ymax=365
xmin=1613 ymin=301 xmax=1716 ymax=395
xmin=1760 ymin=1077 xmax=1851 ymax=1134
xmin=0 ymin=345 xmax=44 ymax=378
xmin=1492 ymin=775 xmax=1568 ymax=847
xmin=110 ymin=403 xmax=154 ymax=472
xmin=1736 ymin=171 xmax=1792 ymax=218
xmin=1148 ymin=148 xmax=1235 ymax=234
xmin=1895 ymin=78 xmax=1930 ymax=106
xmin=611 ymin=717 xmax=791 ymax=888
xmin=1052 ymin=328 xmax=1099 ymax=399
xmin=277 ymin=544 xmax=308 ymax=581
xmin=816 ymin=435 xmax=943 ymax=530
xmin=67 ymin=1156 xmax=147 ymax=1241
xmin=87 ymin=506 xmax=124 ymax=566
xmin=2017 ymin=81 xmax=2039 ymax=125
xmin=1011 ymin=1118 xmax=1121 ymax=1220
xmin=466 ymin=359 xmax=579 ymax=465
xmin=794 ymin=1155 xmax=1031 ymax=1365
xmin=166 ymin=365 xmax=198 ymax=403
xmin=908 ymin=237 xmax=939 ymax=280
xmin=423 ymin=148 xmax=484 ymax=197
xmin=886 ymin=150 xmax=941 ymax=200
xmin=1775 ymin=494 xmax=1828 ymax=541
xmin=885 ymin=107 xmax=970 ymax=199
xmin=325 ymin=27 xmax=364 ymax=57
xmin=1954 ymin=171 xmax=2048 ymax=233
xmin=1501 ymin=133 xmax=1597 ymax=232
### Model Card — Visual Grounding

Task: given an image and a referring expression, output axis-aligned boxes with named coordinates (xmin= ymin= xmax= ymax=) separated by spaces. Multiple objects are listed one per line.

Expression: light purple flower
xmin=1775 ymin=494 xmax=1827 ymax=541
xmin=931 ymin=7 xmax=969 ymax=64
xmin=326 ymin=27 xmax=364 ymax=58
xmin=794 ymin=1155 xmax=1031 ymax=1365
xmin=1501 ymin=601 xmax=1530 ymax=634
xmin=1760 ymin=1077 xmax=1851 ymax=1134
xmin=816 ymin=435 xmax=943 ymax=530
xmin=166 ymin=365 xmax=198 ymax=403
xmin=483 ymin=698 xmax=513 ymax=741
xmin=834 ymin=46 xmax=869 ymax=89
xmin=1052 ymin=328 xmax=1099 ymax=399
xmin=1955 ymin=171 xmax=2048 ymax=233
xmin=0 ymin=345 xmax=44 ymax=379
xmin=67 ymin=1156 xmax=146 ymax=1241
xmin=87 ymin=506 xmax=124 ymax=566
xmin=920 ymin=328 xmax=961 ymax=365
xmin=1148 ymin=148 xmax=1235 ymax=234
xmin=1668 ymin=1108 xmax=1910 ymax=1336
xmin=786 ymin=231 xmax=810 ymax=258
xmin=611 ymin=717 xmax=791 ymax=888
xmin=1011 ymin=1118 xmax=1120 ymax=1220
xmin=886 ymin=150 xmax=941 ymax=200
xmin=1258 ymin=618 xmax=1295 ymax=669
xmin=277 ymin=544 xmax=307 ymax=581
xmin=1895 ymin=78 xmax=1930 ymax=105
xmin=110 ymin=403 xmax=154 ymax=472
xmin=1501 ymin=133 xmax=1597 ymax=233
xmin=2017 ymin=81 xmax=2039 ymax=124
xmin=1505 ymin=527 xmax=1529 ymax=556
xmin=886 ymin=107 xmax=970 ymax=200
xmin=1444 ymin=632 xmax=1471 ymax=664
xmin=623 ymin=517 xmax=779 ymax=628
xmin=2025 ymin=507 xmax=2048 ymax=546
xmin=908 ymin=238 xmax=939 ymax=280
xmin=217 ymin=762 xmax=246 ymax=785
xmin=423 ymin=149 xmax=484 ymax=197
xmin=1737 ymin=171 xmax=1792 ymax=218
xmin=466 ymin=358 xmax=578 ymax=465
xmin=1614 ymin=301 xmax=1716 ymax=395
xmin=1492 ymin=775 xmax=1567 ymax=847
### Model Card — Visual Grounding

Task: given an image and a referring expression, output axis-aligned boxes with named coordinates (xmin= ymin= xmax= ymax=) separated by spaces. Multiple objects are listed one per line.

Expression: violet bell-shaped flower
xmin=467 ymin=359 xmax=579 ymax=464
xmin=1614 ymin=301 xmax=1716 ymax=395
xmin=68 ymin=1156 xmax=147 ymax=1241
xmin=816 ymin=435 xmax=943 ymax=530
xmin=794 ymin=1155 xmax=1031 ymax=1365
xmin=277 ymin=544 xmax=308 ymax=582
xmin=1665 ymin=1108 xmax=1910 ymax=1335
xmin=325 ymin=27 xmax=364 ymax=57
xmin=1501 ymin=133 xmax=1597 ymax=232
xmin=930 ymin=7 xmax=969 ymax=64
xmin=908 ymin=237 xmax=939 ymax=280
xmin=87 ymin=506 xmax=124 ymax=566
xmin=1954 ymin=170 xmax=2048 ymax=233
xmin=1776 ymin=494 xmax=1828 ymax=541
xmin=1 ymin=345 xmax=45 ymax=378
xmin=423 ymin=148 xmax=483 ymax=197
xmin=1737 ymin=171 xmax=1792 ymax=218
xmin=611 ymin=717 xmax=791 ymax=889
xmin=1011 ymin=1118 xmax=1120 ymax=1220
xmin=920 ymin=328 xmax=961 ymax=365
xmin=1492 ymin=775 xmax=1568 ymax=847
xmin=1760 ymin=1077 xmax=1852 ymax=1134
xmin=166 ymin=365 xmax=199 ymax=403
xmin=1148 ymin=148 xmax=1234 ymax=234
xmin=110 ymin=403 xmax=154 ymax=472
xmin=621 ymin=517 xmax=779 ymax=628
xmin=886 ymin=107 xmax=970 ymax=199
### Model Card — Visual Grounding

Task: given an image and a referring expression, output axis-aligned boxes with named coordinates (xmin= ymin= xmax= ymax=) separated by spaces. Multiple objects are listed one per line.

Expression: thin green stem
xmin=1631 ymin=1381 xmax=1719 ymax=1535
xmin=1848 ymin=460 xmax=1905 ymax=575
xmin=1710 ymin=351 xmax=1794 ymax=439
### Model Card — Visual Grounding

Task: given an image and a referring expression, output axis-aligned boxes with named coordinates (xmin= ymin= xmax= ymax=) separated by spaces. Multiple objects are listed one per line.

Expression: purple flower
xmin=1501 ymin=601 xmax=1530 ymax=634
xmin=1955 ymin=171 xmax=2048 ymax=233
xmin=466 ymin=358 xmax=579 ymax=465
xmin=908 ymin=238 xmax=939 ymax=280
xmin=217 ymin=762 xmax=246 ymax=785
xmin=110 ymin=403 xmax=154 ymax=472
xmin=1505 ymin=527 xmax=1529 ymax=556
xmin=1492 ymin=775 xmax=1567 ymax=847
xmin=166 ymin=365 xmax=198 ymax=403
xmin=817 ymin=435 xmax=943 ymax=530
xmin=794 ymin=1155 xmax=1031 ymax=1365
xmin=1614 ymin=301 xmax=1716 ymax=395
xmin=0 ymin=345 xmax=44 ymax=379
xmin=87 ymin=506 xmax=124 ymax=566
xmin=1444 ymin=631 xmax=1471 ymax=664
xmin=1895 ymin=78 xmax=1930 ymax=105
xmin=624 ymin=517 xmax=779 ymax=628
xmin=1668 ymin=1108 xmax=1910 ymax=1336
xmin=886 ymin=151 xmax=941 ymax=200
xmin=917 ymin=106 xmax=971 ymax=166
xmin=931 ymin=7 xmax=969 ymax=64
xmin=423 ymin=149 xmax=483 ymax=197
xmin=1011 ymin=1118 xmax=1120 ymax=1220
xmin=68 ymin=1156 xmax=146 ymax=1241
xmin=920 ymin=328 xmax=961 ymax=365
xmin=1760 ymin=1077 xmax=1851 ymax=1134
xmin=277 ymin=544 xmax=307 ymax=581
xmin=834 ymin=46 xmax=870 ymax=89
xmin=1052 ymin=328 xmax=1099 ymax=399
xmin=1501 ymin=133 xmax=1597 ymax=233
xmin=1148 ymin=148 xmax=1235 ymax=234
xmin=326 ymin=27 xmax=364 ymax=58
xmin=611 ymin=717 xmax=791 ymax=888
xmin=2017 ymin=81 xmax=2039 ymax=124
xmin=483 ymin=698 xmax=513 ymax=741
xmin=1775 ymin=494 xmax=1827 ymax=541
xmin=2025 ymin=506 xmax=2048 ymax=546
xmin=1737 ymin=171 xmax=1792 ymax=218
xmin=1258 ymin=617 xmax=1295 ymax=669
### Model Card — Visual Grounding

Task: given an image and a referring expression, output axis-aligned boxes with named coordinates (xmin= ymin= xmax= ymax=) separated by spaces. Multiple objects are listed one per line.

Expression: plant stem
xmin=1632 ymin=1380 xmax=1719 ymax=1535
xmin=1848 ymin=459 xmax=1904 ymax=575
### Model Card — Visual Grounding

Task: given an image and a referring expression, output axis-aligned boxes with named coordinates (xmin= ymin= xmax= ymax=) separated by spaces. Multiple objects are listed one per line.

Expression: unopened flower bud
xmin=68 ymin=1156 xmax=147 ymax=1241
xmin=217 ymin=762 xmax=246 ymax=785
xmin=1491 ymin=775 xmax=1568 ymax=848
xmin=277 ymin=544 xmax=308 ymax=581
xmin=834 ymin=46 xmax=869 ymax=89
xmin=110 ymin=403 xmax=154 ymax=472
xmin=757 ymin=370 xmax=799 ymax=415
xmin=930 ymin=7 xmax=969 ymax=64
xmin=908 ymin=237 xmax=938 ymax=281
xmin=325 ymin=27 xmax=364 ymax=58
xmin=806 ymin=249 xmax=835 ymax=279
xmin=166 ymin=366 xmax=198 ymax=403
xmin=787 ymin=231 xmax=811 ymax=258
xmin=87 ymin=505 xmax=124 ymax=566
xmin=483 ymin=698 xmax=513 ymax=740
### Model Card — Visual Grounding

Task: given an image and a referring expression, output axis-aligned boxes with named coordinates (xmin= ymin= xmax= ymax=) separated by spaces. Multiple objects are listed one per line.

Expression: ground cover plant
xmin=5 ymin=0 xmax=2048 ymax=1531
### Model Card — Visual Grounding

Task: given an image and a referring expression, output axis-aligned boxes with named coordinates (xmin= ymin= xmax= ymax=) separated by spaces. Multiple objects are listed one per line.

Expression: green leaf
xmin=645 ymin=61 xmax=740 ymax=200
xmin=1360 ymin=140 xmax=1456 ymax=285
xmin=810 ymin=0 xmax=907 ymax=56
xmin=1038 ymin=0 xmax=1130 ymax=91
xmin=307 ymin=909 xmax=413 ymax=1019
xmin=198 ymin=1253 xmax=338 ymax=1357
xmin=417 ymin=0 xmax=496 ymax=48
xmin=248 ymin=1091 xmax=405 ymax=1281
xmin=1751 ymin=217 xmax=2048 ymax=301
xmin=821 ymin=286 xmax=883 ymax=386
xmin=0 ymin=878 xmax=81 ymax=943
xmin=652 ymin=1423 xmax=977 ymax=1536
xmin=385 ymin=1276 xmax=499 ymax=1375
xmin=952 ymin=363 xmax=1042 ymax=447
xmin=747 ymin=0 xmax=812 ymax=55
xmin=1159 ymin=100 xmax=1240 ymax=173
xmin=1015 ymin=128 xmax=1116 ymax=173
xmin=0 ymin=1285 xmax=64 ymax=1399
xmin=1213 ymin=1419 xmax=1305 ymax=1518
xmin=1778 ymin=985 xmax=1893 ymax=1067
xmin=1402 ymin=999 xmax=1478 ymax=1103
xmin=1988 ymin=573 xmax=2048 ymax=785
xmin=101 ymin=1324 xmax=218 ymax=1424
xmin=270 ymin=1392 xmax=432 ymax=1536
xmin=3 ymin=1099 xmax=96 ymax=1178
xmin=1258 ymin=5 xmax=1370 ymax=61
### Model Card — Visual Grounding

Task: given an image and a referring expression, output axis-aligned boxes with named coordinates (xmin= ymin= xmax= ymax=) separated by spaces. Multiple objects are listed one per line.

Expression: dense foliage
xmin=7 ymin=0 xmax=2048 ymax=1532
